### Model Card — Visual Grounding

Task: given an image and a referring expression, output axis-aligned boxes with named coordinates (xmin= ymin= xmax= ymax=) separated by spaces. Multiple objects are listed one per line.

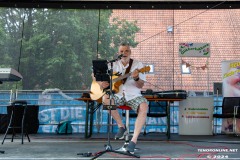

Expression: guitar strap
xmin=122 ymin=58 xmax=133 ymax=85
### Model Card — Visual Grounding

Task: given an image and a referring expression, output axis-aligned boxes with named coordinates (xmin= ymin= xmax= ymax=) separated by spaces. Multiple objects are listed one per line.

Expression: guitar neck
xmin=113 ymin=72 xmax=131 ymax=83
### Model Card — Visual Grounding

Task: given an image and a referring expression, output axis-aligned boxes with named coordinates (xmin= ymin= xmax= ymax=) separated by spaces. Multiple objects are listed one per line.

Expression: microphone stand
xmin=91 ymin=60 xmax=139 ymax=160
xmin=214 ymin=88 xmax=219 ymax=134
xmin=0 ymin=83 xmax=4 ymax=153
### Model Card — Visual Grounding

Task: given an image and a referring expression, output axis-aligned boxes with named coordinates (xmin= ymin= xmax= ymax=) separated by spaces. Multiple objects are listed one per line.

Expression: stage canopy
xmin=0 ymin=0 xmax=240 ymax=9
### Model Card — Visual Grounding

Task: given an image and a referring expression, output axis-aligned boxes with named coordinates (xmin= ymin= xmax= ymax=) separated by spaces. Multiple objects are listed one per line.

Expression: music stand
xmin=92 ymin=60 xmax=110 ymax=82
xmin=89 ymin=60 xmax=139 ymax=159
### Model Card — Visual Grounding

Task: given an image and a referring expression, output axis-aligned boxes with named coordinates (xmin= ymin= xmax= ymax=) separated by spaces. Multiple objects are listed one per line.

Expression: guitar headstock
xmin=139 ymin=66 xmax=151 ymax=73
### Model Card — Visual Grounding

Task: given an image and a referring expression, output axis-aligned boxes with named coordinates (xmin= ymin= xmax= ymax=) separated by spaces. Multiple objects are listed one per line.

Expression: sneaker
xmin=115 ymin=126 xmax=127 ymax=140
xmin=126 ymin=141 xmax=136 ymax=154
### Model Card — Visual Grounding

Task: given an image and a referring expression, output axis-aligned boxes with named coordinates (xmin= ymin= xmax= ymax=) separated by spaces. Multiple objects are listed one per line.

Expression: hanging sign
xmin=179 ymin=43 xmax=210 ymax=57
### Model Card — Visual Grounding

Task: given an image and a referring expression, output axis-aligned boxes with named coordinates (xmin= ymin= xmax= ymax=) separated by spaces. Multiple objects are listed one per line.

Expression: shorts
xmin=113 ymin=95 xmax=148 ymax=111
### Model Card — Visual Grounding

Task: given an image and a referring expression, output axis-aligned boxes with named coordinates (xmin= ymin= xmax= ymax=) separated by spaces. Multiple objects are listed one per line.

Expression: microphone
xmin=108 ymin=54 xmax=123 ymax=63
xmin=117 ymin=54 xmax=124 ymax=59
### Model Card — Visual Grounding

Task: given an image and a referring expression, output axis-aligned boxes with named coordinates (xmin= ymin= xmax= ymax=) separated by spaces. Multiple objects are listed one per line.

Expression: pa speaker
xmin=6 ymin=105 xmax=39 ymax=134
xmin=213 ymin=82 xmax=222 ymax=95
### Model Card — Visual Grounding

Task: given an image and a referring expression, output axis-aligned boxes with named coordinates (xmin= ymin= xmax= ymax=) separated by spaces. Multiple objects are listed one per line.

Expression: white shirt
xmin=111 ymin=59 xmax=146 ymax=101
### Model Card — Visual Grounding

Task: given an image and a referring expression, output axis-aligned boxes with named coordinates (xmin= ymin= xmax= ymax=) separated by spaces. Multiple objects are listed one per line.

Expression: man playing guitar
xmin=93 ymin=42 xmax=149 ymax=154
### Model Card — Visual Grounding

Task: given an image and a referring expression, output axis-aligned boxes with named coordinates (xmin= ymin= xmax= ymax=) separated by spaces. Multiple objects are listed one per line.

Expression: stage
xmin=0 ymin=133 xmax=240 ymax=159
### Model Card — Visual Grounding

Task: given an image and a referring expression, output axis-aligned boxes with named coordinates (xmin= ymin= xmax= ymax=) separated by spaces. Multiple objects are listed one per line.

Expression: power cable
xmin=137 ymin=1 xmax=227 ymax=45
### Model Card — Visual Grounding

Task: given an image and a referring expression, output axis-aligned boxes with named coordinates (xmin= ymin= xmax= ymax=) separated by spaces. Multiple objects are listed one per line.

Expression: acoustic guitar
xmin=90 ymin=66 xmax=150 ymax=101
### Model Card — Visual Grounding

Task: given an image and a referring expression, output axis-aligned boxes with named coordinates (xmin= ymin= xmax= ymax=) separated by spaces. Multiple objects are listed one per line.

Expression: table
xmin=77 ymin=97 xmax=184 ymax=139
xmin=75 ymin=97 xmax=101 ymax=138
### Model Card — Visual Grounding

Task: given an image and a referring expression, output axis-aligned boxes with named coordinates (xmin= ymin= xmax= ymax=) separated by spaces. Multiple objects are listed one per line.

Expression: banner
xmin=179 ymin=43 xmax=210 ymax=57
xmin=222 ymin=60 xmax=240 ymax=97
xmin=179 ymin=97 xmax=214 ymax=135
xmin=221 ymin=60 xmax=240 ymax=134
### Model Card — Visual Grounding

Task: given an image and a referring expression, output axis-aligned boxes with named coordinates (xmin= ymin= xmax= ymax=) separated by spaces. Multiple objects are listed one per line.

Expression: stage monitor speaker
xmin=3 ymin=105 xmax=40 ymax=134
xmin=213 ymin=82 xmax=222 ymax=95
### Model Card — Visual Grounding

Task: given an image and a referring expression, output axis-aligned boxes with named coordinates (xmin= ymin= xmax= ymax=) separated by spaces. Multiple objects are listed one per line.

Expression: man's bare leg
xmin=131 ymin=102 xmax=148 ymax=143
xmin=103 ymin=95 xmax=125 ymax=128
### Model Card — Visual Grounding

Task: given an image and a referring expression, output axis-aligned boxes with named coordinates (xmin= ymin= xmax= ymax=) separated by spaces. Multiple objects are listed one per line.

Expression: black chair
xmin=121 ymin=100 xmax=168 ymax=138
xmin=2 ymin=100 xmax=30 ymax=144
xmin=144 ymin=101 xmax=168 ymax=136
xmin=234 ymin=103 xmax=240 ymax=135
xmin=213 ymin=97 xmax=240 ymax=134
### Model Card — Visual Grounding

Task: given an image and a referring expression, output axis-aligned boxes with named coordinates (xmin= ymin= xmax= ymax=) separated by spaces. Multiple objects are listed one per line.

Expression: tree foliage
xmin=0 ymin=8 xmax=140 ymax=90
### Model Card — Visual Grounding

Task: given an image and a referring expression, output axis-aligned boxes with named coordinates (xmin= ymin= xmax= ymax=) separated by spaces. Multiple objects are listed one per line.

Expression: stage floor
xmin=0 ymin=133 xmax=240 ymax=159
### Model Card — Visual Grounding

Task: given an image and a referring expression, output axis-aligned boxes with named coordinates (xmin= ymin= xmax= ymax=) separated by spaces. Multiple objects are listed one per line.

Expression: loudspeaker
xmin=5 ymin=105 xmax=39 ymax=134
xmin=213 ymin=82 xmax=222 ymax=95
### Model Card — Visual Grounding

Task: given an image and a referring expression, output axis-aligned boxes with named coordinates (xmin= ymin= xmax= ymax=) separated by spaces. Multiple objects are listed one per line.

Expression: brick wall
xmin=112 ymin=9 xmax=240 ymax=92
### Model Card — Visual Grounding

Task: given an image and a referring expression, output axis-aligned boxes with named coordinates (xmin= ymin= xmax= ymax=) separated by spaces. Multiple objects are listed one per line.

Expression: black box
xmin=3 ymin=105 xmax=40 ymax=134
xmin=155 ymin=90 xmax=187 ymax=99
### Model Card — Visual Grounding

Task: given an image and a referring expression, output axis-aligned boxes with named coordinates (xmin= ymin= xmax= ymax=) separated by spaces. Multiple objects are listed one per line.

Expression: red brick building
xmin=112 ymin=9 xmax=240 ymax=93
